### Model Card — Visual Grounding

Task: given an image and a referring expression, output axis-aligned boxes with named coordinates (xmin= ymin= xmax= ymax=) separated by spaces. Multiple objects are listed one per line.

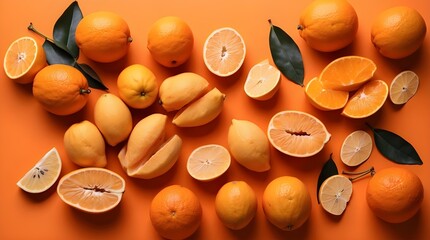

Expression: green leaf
xmin=367 ymin=123 xmax=423 ymax=165
xmin=75 ymin=63 xmax=108 ymax=90
xmin=53 ymin=1 xmax=82 ymax=58
xmin=268 ymin=19 xmax=304 ymax=86
xmin=43 ymin=40 xmax=75 ymax=66
xmin=317 ymin=154 xmax=338 ymax=204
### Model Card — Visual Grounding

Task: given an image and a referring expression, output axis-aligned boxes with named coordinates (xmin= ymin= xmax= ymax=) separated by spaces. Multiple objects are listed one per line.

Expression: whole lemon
xmin=371 ymin=6 xmax=427 ymax=59
xmin=298 ymin=0 xmax=358 ymax=52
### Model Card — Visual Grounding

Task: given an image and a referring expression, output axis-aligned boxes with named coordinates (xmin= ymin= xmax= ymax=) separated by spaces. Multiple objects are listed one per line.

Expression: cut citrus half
xmin=267 ymin=111 xmax=331 ymax=157
xmin=389 ymin=70 xmax=419 ymax=105
xmin=244 ymin=59 xmax=281 ymax=100
xmin=203 ymin=27 xmax=246 ymax=77
xmin=319 ymin=56 xmax=377 ymax=91
xmin=17 ymin=147 xmax=62 ymax=193
xmin=305 ymin=77 xmax=349 ymax=111
xmin=187 ymin=144 xmax=231 ymax=181
xmin=319 ymin=175 xmax=353 ymax=216
xmin=340 ymin=130 xmax=373 ymax=167
xmin=341 ymin=80 xmax=388 ymax=119
xmin=57 ymin=167 xmax=125 ymax=213
xmin=3 ymin=36 xmax=46 ymax=84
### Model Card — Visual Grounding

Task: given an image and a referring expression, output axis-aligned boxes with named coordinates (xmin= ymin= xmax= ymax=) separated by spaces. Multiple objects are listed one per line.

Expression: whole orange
xmin=371 ymin=6 xmax=427 ymax=59
xmin=298 ymin=0 xmax=358 ymax=52
xmin=33 ymin=64 xmax=90 ymax=115
xmin=262 ymin=176 xmax=312 ymax=231
xmin=149 ymin=185 xmax=202 ymax=240
xmin=75 ymin=11 xmax=132 ymax=63
xmin=147 ymin=16 xmax=194 ymax=68
xmin=366 ymin=167 xmax=424 ymax=223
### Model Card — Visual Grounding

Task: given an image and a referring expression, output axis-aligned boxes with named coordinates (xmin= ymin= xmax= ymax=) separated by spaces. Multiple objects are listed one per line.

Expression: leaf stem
xmin=365 ymin=122 xmax=374 ymax=131
xmin=27 ymin=22 xmax=55 ymax=43
xmin=342 ymin=166 xmax=375 ymax=181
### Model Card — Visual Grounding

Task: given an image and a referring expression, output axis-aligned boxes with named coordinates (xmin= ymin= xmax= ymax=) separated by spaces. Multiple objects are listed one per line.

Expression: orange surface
xmin=0 ymin=0 xmax=429 ymax=239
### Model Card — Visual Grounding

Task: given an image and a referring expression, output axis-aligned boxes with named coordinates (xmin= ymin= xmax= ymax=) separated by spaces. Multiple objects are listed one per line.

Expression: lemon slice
xmin=319 ymin=175 xmax=353 ymax=215
xmin=340 ymin=130 xmax=373 ymax=167
xmin=389 ymin=70 xmax=419 ymax=105
xmin=17 ymin=147 xmax=62 ymax=193
xmin=244 ymin=59 xmax=281 ymax=101
xmin=187 ymin=144 xmax=231 ymax=181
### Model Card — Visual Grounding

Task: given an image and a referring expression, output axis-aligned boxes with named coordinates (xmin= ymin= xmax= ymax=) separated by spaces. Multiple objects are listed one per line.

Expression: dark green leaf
xmin=268 ymin=19 xmax=304 ymax=86
xmin=317 ymin=154 xmax=338 ymax=203
xmin=43 ymin=40 xmax=75 ymax=66
xmin=53 ymin=1 xmax=82 ymax=58
xmin=367 ymin=123 xmax=423 ymax=165
xmin=75 ymin=63 xmax=108 ymax=90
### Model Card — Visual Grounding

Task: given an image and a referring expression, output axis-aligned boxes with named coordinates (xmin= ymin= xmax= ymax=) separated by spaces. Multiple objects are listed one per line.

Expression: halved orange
xmin=341 ymin=80 xmax=388 ymax=119
xmin=17 ymin=147 xmax=62 ymax=193
xmin=340 ymin=130 xmax=373 ymax=167
xmin=244 ymin=59 xmax=281 ymax=101
xmin=187 ymin=144 xmax=231 ymax=181
xmin=57 ymin=167 xmax=125 ymax=213
xmin=389 ymin=70 xmax=419 ymax=105
xmin=267 ymin=111 xmax=331 ymax=157
xmin=319 ymin=175 xmax=353 ymax=216
xmin=3 ymin=36 xmax=46 ymax=84
xmin=305 ymin=77 xmax=349 ymax=111
xmin=319 ymin=56 xmax=377 ymax=91
xmin=203 ymin=27 xmax=246 ymax=77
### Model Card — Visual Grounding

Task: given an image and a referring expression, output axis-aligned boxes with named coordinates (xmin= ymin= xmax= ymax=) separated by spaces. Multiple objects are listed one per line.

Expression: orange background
xmin=0 ymin=0 xmax=429 ymax=239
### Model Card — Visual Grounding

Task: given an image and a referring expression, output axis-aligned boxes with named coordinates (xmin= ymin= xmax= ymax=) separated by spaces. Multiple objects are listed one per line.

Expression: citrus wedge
xmin=3 ymin=36 xmax=46 ymax=84
xmin=57 ymin=167 xmax=125 ymax=213
xmin=389 ymin=70 xmax=419 ymax=105
xmin=305 ymin=77 xmax=349 ymax=111
xmin=340 ymin=130 xmax=373 ymax=167
xmin=267 ymin=111 xmax=331 ymax=157
xmin=244 ymin=59 xmax=281 ymax=100
xmin=203 ymin=27 xmax=246 ymax=77
xmin=319 ymin=56 xmax=377 ymax=91
xmin=17 ymin=147 xmax=62 ymax=193
xmin=187 ymin=144 xmax=231 ymax=181
xmin=319 ymin=175 xmax=353 ymax=216
xmin=341 ymin=80 xmax=388 ymax=119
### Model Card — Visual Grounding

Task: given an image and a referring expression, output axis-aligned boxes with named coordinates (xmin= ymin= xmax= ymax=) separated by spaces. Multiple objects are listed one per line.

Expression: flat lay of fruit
xmin=0 ymin=0 xmax=428 ymax=239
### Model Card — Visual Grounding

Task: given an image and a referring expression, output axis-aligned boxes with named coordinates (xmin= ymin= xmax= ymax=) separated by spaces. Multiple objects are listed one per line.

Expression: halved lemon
xmin=244 ymin=59 xmax=281 ymax=101
xmin=187 ymin=144 xmax=231 ymax=181
xmin=389 ymin=70 xmax=419 ymax=105
xmin=340 ymin=130 xmax=373 ymax=167
xmin=319 ymin=175 xmax=353 ymax=216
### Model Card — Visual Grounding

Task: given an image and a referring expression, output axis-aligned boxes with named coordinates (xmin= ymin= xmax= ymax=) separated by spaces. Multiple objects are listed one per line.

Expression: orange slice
xmin=244 ymin=59 xmax=281 ymax=101
xmin=389 ymin=70 xmax=419 ymax=105
xmin=341 ymin=80 xmax=388 ymax=119
xmin=17 ymin=147 xmax=62 ymax=193
xmin=340 ymin=130 xmax=373 ymax=167
xmin=57 ymin=167 xmax=125 ymax=213
xmin=187 ymin=144 xmax=231 ymax=181
xmin=203 ymin=27 xmax=246 ymax=77
xmin=267 ymin=111 xmax=331 ymax=157
xmin=319 ymin=56 xmax=377 ymax=91
xmin=305 ymin=77 xmax=349 ymax=111
xmin=319 ymin=175 xmax=353 ymax=216
xmin=3 ymin=36 xmax=46 ymax=84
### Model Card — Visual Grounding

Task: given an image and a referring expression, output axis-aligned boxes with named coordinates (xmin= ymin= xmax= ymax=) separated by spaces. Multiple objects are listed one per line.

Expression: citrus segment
xmin=203 ymin=27 xmax=246 ymax=77
xmin=319 ymin=56 xmax=377 ymax=91
xmin=3 ymin=36 xmax=46 ymax=84
xmin=187 ymin=144 xmax=231 ymax=181
xmin=340 ymin=130 xmax=372 ymax=167
xmin=341 ymin=80 xmax=388 ymax=119
xmin=319 ymin=175 xmax=353 ymax=216
xmin=305 ymin=77 xmax=349 ymax=111
xmin=57 ymin=167 xmax=125 ymax=213
xmin=267 ymin=111 xmax=331 ymax=157
xmin=389 ymin=70 xmax=419 ymax=105
xmin=17 ymin=147 xmax=62 ymax=193
xmin=244 ymin=59 xmax=281 ymax=100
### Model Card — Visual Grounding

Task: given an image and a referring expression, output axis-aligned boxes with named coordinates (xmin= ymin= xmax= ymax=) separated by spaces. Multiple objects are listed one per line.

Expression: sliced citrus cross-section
xmin=187 ymin=144 xmax=231 ymax=181
xmin=57 ymin=167 xmax=125 ymax=213
xmin=17 ymin=147 xmax=62 ymax=193
xmin=389 ymin=70 xmax=419 ymax=105
xmin=203 ymin=27 xmax=246 ymax=77
xmin=244 ymin=59 xmax=281 ymax=101
xmin=340 ymin=130 xmax=373 ymax=167
xmin=305 ymin=77 xmax=349 ymax=111
xmin=319 ymin=175 xmax=353 ymax=216
xmin=267 ymin=110 xmax=331 ymax=157
xmin=319 ymin=56 xmax=377 ymax=91
xmin=341 ymin=79 xmax=388 ymax=119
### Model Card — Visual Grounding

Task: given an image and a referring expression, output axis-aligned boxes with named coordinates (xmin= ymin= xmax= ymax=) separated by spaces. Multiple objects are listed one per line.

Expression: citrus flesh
xmin=244 ymin=59 xmax=281 ymax=100
xmin=17 ymin=147 xmax=62 ymax=193
xmin=57 ymin=167 xmax=125 ymax=213
xmin=305 ymin=77 xmax=349 ymax=111
xmin=203 ymin=27 xmax=246 ymax=77
xmin=319 ymin=175 xmax=353 ymax=216
xmin=340 ymin=130 xmax=373 ymax=166
xmin=389 ymin=70 xmax=419 ymax=105
xmin=187 ymin=144 xmax=231 ymax=181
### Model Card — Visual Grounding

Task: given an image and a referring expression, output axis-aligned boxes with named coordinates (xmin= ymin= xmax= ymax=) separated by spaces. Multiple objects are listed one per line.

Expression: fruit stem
xmin=80 ymin=89 xmax=92 ymax=94
xmin=28 ymin=22 xmax=55 ymax=43
xmin=342 ymin=166 xmax=375 ymax=181
xmin=297 ymin=25 xmax=304 ymax=30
